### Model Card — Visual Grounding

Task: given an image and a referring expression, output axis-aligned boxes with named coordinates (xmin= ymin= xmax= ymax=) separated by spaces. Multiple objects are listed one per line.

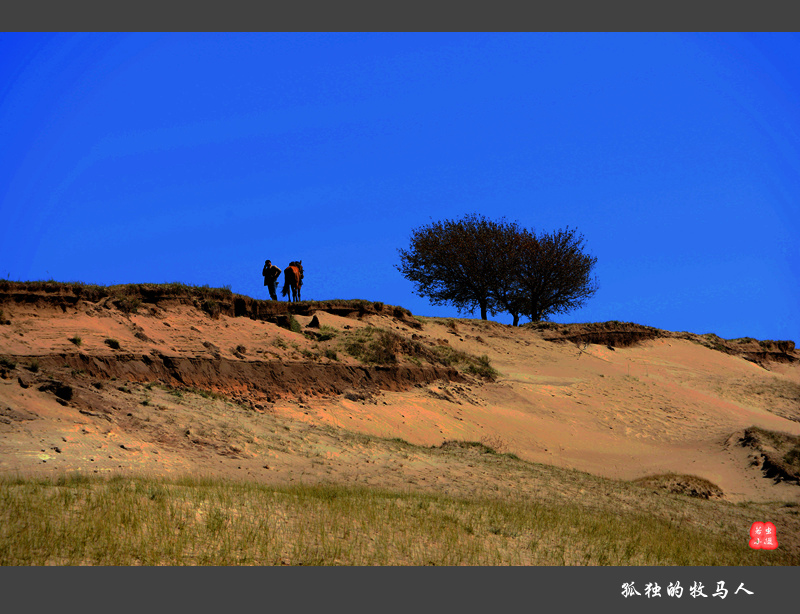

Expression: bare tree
xmin=514 ymin=226 xmax=598 ymax=323
xmin=396 ymin=214 xmax=500 ymax=320
xmin=397 ymin=215 xmax=598 ymax=325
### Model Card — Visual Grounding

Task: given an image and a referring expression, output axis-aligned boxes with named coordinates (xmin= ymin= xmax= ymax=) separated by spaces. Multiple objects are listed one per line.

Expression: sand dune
xmin=1 ymin=283 xmax=798 ymax=509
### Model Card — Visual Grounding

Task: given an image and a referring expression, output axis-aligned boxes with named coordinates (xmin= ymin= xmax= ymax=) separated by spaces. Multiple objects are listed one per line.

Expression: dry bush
xmin=633 ymin=473 xmax=724 ymax=500
xmin=479 ymin=435 xmax=508 ymax=453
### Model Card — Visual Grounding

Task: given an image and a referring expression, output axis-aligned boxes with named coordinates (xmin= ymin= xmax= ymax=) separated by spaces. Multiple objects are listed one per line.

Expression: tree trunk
xmin=480 ymin=301 xmax=487 ymax=320
xmin=512 ymin=313 xmax=519 ymax=326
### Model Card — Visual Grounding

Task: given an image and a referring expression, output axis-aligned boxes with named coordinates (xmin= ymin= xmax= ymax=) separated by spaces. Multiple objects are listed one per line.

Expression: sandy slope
xmin=273 ymin=320 xmax=800 ymax=503
xmin=1 ymin=289 xmax=799 ymax=507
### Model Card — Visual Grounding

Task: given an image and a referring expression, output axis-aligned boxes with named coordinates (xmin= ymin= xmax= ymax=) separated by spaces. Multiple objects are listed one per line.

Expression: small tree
xmin=514 ymin=226 xmax=598 ymax=322
xmin=396 ymin=214 xmax=500 ymax=320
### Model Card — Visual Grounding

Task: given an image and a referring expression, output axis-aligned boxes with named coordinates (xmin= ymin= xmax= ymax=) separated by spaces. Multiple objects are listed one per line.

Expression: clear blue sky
xmin=1 ymin=33 xmax=798 ymax=342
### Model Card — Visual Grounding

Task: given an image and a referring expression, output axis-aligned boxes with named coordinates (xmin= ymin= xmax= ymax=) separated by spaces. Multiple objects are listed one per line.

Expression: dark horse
xmin=281 ymin=260 xmax=303 ymax=302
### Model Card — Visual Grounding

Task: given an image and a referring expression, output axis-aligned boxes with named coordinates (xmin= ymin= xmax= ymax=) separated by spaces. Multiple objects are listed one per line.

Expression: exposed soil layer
xmin=676 ymin=334 xmax=797 ymax=367
xmin=0 ymin=283 xmax=473 ymax=407
xmin=736 ymin=427 xmax=800 ymax=484
xmin=0 ymin=281 xmax=422 ymax=329
xmin=526 ymin=320 xmax=797 ymax=366
xmin=6 ymin=353 xmax=462 ymax=405
xmin=528 ymin=321 xmax=663 ymax=348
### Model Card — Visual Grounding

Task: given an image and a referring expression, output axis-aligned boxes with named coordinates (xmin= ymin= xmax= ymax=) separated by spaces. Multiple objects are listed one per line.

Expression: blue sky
xmin=1 ymin=33 xmax=798 ymax=342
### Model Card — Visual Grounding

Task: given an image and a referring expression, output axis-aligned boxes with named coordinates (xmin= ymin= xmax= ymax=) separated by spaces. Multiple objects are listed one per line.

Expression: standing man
xmin=262 ymin=259 xmax=282 ymax=301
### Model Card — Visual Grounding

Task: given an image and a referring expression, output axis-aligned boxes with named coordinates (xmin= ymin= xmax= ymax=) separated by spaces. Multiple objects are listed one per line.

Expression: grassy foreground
xmin=1 ymin=474 xmax=796 ymax=566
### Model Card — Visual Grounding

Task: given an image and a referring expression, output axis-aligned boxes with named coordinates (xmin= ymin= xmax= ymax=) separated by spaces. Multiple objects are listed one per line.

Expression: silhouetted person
xmin=262 ymin=259 xmax=282 ymax=300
